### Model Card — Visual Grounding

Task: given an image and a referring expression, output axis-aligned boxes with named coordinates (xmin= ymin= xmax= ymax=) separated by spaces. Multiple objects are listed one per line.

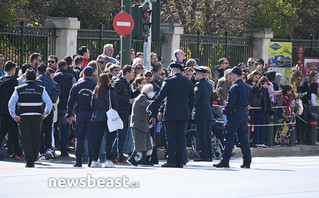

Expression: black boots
xmin=213 ymin=161 xmax=230 ymax=168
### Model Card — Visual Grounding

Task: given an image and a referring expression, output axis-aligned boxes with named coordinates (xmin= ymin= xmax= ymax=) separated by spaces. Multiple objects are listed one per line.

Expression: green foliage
xmin=0 ymin=0 xmax=27 ymax=28
xmin=0 ymin=0 xmax=318 ymax=39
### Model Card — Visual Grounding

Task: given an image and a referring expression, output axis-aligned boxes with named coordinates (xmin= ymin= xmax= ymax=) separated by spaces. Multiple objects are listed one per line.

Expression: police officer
xmin=214 ymin=67 xmax=252 ymax=168
xmin=66 ymin=66 xmax=96 ymax=167
xmin=8 ymin=69 xmax=53 ymax=167
xmin=147 ymin=63 xmax=194 ymax=168
xmin=192 ymin=66 xmax=214 ymax=162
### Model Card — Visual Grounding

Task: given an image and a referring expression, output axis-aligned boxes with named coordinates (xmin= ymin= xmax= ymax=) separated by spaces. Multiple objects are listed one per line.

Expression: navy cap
xmin=194 ymin=66 xmax=208 ymax=73
xmin=169 ymin=62 xmax=184 ymax=71
xmin=82 ymin=66 xmax=94 ymax=76
xmin=231 ymin=67 xmax=242 ymax=76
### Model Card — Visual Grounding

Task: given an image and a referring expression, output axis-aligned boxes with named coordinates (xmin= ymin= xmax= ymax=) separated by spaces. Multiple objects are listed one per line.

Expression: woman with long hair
xmin=90 ymin=73 xmax=119 ymax=168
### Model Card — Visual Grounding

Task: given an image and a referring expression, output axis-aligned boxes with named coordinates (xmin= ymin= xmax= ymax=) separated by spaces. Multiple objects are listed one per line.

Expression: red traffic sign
xmin=297 ymin=46 xmax=305 ymax=54
xmin=113 ymin=12 xmax=134 ymax=36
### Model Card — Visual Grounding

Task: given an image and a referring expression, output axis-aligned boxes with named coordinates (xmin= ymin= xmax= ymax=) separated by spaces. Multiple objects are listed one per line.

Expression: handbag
xmin=106 ymin=89 xmax=123 ymax=132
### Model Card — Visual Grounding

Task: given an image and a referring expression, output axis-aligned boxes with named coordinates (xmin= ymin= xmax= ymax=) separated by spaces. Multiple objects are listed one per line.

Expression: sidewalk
xmin=234 ymin=145 xmax=319 ymax=157
xmin=157 ymin=145 xmax=319 ymax=160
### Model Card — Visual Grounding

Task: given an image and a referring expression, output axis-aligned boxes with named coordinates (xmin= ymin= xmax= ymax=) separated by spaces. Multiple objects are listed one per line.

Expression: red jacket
xmin=283 ymin=93 xmax=293 ymax=116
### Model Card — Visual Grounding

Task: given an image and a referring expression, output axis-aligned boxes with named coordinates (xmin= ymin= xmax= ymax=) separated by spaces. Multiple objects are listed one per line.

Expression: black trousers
xmin=195 ymin=119 xmax=212 ymax=160
xmin=19 ymin=115 xmax=42 ymax=162
xmin=164 ymin=120 xmax=188 ymax=166
xmin=92 ymin=120 xmax=116 ymax=161
xmin=0 ymin=113 xmax=22 ymax=156
xmin=39 ymin=111 xmax=54 ymax=154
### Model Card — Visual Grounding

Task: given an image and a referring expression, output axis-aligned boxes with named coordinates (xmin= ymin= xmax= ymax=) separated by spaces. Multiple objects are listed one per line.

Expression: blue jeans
xmin=57 ymin=109 xmax=70 ymax=153
xmin=111 ymin=114 xmax=129 ymax=162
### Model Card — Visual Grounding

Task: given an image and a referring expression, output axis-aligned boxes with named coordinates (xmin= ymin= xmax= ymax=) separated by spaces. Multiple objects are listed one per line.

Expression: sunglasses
xmin=97 ymin=61 xmax=105 ymax=64
xmin=161 ymin=73 xmax=165 ymax=76
xmin=249 ymin=61 xmax=255 ymax=64
xmin=224 ymin=62 xmax=229 ymax=64
xmin=145 ymin=74 xmax=153 ymax=77
xmin=136 ymin=67 xmax=143 ymax=70
xmin=48 ymin=61 xmax=55 ymax=63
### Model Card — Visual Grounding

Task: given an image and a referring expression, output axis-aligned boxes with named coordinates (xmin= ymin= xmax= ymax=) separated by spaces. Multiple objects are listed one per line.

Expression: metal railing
xmin=180 ymin=31 xmax=254 ymax=67
xmin=0 ymin=21 xmax=56 ymax=67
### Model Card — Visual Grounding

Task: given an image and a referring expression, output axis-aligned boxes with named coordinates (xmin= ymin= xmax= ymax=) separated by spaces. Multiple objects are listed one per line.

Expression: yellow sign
xmin=268 ymin=42 xmax=293 ymax=84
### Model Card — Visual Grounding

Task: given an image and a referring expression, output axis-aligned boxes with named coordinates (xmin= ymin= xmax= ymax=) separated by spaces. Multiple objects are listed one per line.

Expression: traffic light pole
xmin=143 ymin=0 xmax=152 ymax=70
xmin=121 ymin=0 xmax=132 ymax=68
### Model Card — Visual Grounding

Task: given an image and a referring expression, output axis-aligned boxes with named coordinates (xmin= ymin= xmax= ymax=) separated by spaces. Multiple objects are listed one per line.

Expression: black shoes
xmin=25 ymin=161 xmax=35 ymax=168
xmin=240 ymin=164 xmax=251 ymax=169
xmin=162 ymin=163 xmax=177 ymax=168
xmin=213 ymin=161 xmax=230 ymax=168
xmin=74 ymin=157 xmax=82 ymax=167
xmin=127 ymin=157 xmax=138 ymax=166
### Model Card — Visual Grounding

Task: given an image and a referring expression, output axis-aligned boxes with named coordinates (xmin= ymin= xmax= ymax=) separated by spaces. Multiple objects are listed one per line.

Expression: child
xmin=277 ymin=85 xmax=294 ymax=145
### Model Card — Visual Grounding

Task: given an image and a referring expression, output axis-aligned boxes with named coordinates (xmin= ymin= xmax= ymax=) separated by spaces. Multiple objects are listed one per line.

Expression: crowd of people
xmin=0 ymin=45 xmax=318 ymax=168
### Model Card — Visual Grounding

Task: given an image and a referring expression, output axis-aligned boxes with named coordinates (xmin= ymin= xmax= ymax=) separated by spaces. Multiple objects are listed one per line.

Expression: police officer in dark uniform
xmin=66 ymin=66 xmax=96 ymax=167
xmin=8 ymin=69 xmax=53 ymax=167
xmin=192 ymin=66 xmax=214 ymax=162
xmin=147 ymin=63 xmax=194 ymax=168
xmin=214 ymin=67 xmax=252 ymax=168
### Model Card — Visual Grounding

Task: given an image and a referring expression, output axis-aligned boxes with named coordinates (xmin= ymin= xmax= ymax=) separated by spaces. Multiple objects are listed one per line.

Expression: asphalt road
xmin=1 ymin=156 xmax=319 ymax=198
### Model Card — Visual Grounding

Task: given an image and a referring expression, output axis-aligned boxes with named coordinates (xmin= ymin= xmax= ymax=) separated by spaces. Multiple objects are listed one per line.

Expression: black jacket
xmin=54 ymin=68 xmax=74 ymax=110
xmin=112 ymin=77 xmax=132 ymax=116
xmin=0 ymin=76 xmax=18 ymax=114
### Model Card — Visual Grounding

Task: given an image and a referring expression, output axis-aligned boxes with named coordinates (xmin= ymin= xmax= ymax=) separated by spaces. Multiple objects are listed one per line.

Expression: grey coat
xmin=130 ymin=94 xmax=151 ymax=133
xmin=130 ymin=94 xmax=153 ymax=152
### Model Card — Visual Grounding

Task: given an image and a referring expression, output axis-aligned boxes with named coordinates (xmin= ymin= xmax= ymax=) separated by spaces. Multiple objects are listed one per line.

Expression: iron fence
xmin=180 ymin=31 xmax=254 ymax=67
xmin=0 ymin=21 xmax=56 ymax=68
xmin=271 ymin=37 xmax=319 ymax=66
xmin=77 ymin=27 xmax=162 ymax=62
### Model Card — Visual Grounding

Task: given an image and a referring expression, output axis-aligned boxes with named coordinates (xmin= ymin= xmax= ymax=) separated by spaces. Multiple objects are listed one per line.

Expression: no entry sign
xmin=113 ymin=12 xmax=134 ymax=36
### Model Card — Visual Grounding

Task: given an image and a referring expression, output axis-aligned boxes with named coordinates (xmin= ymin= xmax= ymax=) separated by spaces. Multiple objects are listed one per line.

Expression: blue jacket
xmin=66 ymin=78 xmax=96 ymax=118
xmin=148 ymin=73 xmax=194 ymax=121
xmin=192 ymin=78 xmax=214 ymax=121
xmin=223 ymin=79 xmax=250 ymax=116
xmin=36 ymin=73 xmax=61 ymax=99
xmin=91 ymin=88 xmax=119 ymax=122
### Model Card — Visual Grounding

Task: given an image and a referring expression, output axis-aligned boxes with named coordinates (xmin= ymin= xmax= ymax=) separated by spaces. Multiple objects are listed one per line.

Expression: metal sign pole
xmin=143 ymin=0 xmax=152 ymax=70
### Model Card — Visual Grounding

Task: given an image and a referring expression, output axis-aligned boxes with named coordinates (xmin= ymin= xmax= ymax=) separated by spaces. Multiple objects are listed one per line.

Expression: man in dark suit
xmin=214 ymin=67 xmax=252 ymax=168
xmin=192 ymin=66 xmax=214 ymax=162
xmin=147 ymin=63 xmax=194 ymax=168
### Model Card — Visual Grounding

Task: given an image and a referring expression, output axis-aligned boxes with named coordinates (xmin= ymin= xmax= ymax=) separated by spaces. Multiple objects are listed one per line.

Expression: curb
xmin=157 ymin=145 xmax=319 ymax=160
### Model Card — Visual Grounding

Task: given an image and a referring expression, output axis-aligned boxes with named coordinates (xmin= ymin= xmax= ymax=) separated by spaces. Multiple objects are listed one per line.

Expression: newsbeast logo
xmin=270 ymin=43 xmax=282 ymax=51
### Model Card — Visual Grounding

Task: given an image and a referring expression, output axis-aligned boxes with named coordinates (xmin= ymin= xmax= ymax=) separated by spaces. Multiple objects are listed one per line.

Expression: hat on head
xmin=169 ymin=62 xmax=184 ymax=71
xmin=82 ymin=66 xmax=94 ymax=76
xmin=144 ymin=69 xmax=153 ymax=75
xmin=231 ymin=67 xmax=242 ymax=76
xmin=194 ymin=66 xmax=208 ymax=73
